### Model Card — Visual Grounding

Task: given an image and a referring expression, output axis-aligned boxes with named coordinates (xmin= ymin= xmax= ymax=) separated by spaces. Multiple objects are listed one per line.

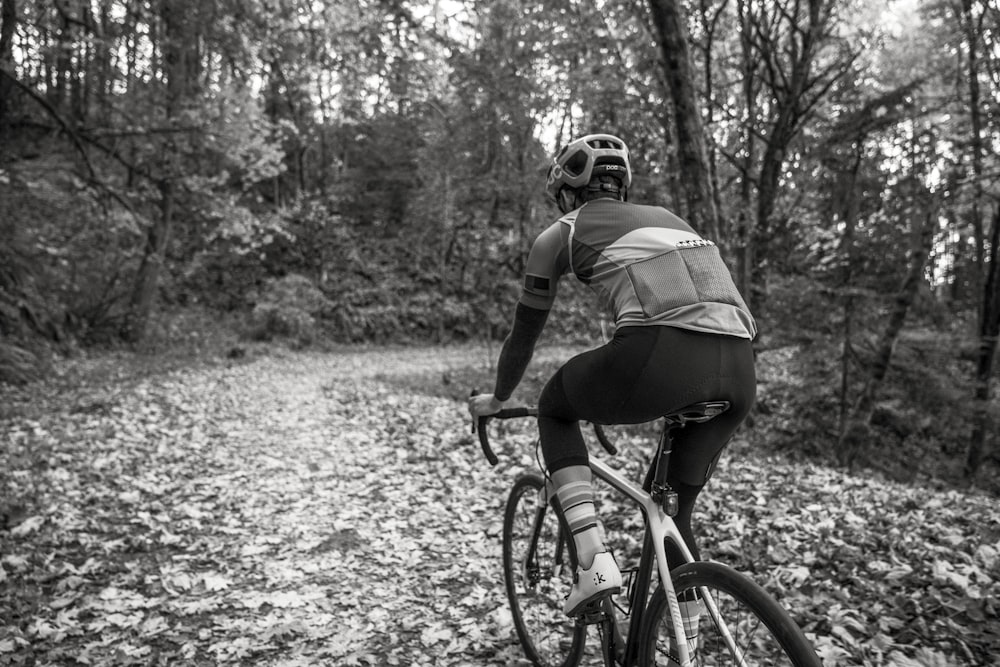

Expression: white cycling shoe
xmin=563 ymin=551 xmax=622 ymax=617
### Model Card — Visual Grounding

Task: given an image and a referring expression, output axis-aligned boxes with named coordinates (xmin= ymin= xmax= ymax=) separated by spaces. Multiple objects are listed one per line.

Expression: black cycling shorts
xmin=537 ymin=325 xmax=756 ymax=486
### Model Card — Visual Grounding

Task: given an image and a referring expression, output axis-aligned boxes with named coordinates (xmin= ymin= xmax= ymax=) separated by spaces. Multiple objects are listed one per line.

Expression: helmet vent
xmin=588 ymin=138 xmax=623 ymax=151
xmin=564 ymin=151 xmax=589 ymax=177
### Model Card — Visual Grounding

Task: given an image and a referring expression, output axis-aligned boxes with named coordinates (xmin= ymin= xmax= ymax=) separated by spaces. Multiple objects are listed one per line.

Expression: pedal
xmin=576 ymin=604 xmax=606 ymax=626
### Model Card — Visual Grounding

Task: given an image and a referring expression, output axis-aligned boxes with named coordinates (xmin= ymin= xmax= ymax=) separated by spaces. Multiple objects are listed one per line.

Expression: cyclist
xmin=468 ymin=133 xmax=757 ymax=618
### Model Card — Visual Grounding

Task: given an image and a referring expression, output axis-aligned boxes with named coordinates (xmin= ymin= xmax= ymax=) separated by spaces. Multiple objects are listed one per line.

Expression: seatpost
xmin=650 ymin=425 xmax=679 ymax=517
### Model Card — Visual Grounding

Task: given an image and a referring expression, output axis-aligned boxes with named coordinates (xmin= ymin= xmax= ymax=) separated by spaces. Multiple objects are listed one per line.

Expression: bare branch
xmin=0 ymin=69 xmax=96 ymax=180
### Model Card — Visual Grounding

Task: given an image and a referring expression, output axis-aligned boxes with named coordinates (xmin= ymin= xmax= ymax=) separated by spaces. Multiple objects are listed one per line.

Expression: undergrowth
xmin=382 ymin=341 xmax=1000 ymax=498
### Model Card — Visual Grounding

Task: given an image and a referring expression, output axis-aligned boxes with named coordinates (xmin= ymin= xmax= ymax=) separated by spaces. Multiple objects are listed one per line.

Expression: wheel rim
xmin=504 ymin=478 xmax=582 ymax=666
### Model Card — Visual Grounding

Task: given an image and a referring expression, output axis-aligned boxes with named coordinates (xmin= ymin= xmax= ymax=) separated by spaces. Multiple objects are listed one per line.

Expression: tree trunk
xmin=959 ymin=0 xmax=986 ymax=317
xmin=959 ymin=0 xmax=996 ymax=480
xmin=838 ymin=202 xmax=937 ymax=469
xmin=124 ymin=180 xmax=175 ymax=343
xmin=837 ymin=152 xmax=863 ymax=438
xmin=840 ymin=294 xmax=854 ymax=435
xmin=734 ymin=0 xmax=756 ymax=305
xmin=124 ymin=0 xmax=198 ymax=343
xmin=437 ymin=169 xmax=454 ymax=344
xmin=755 ymin=119 xmax=796 ymax=264
xmin=966 ymin=206 xmax=1000 ymax=478
xmin=697 ymin=0 xmax=726 ymax=240
xmin=0 ymin=0 xmax=16 ymax=129
xmin=647 ymin=0 xmax=721 ymax=241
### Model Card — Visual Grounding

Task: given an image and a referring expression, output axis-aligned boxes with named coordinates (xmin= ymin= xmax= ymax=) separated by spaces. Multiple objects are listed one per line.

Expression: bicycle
xmin=473 ymin=399 xmax=823 ymax=667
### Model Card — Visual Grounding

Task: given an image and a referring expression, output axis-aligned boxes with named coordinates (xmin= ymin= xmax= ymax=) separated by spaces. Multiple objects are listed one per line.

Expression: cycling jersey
xmin=519 ymin=199 xmax=756 ymax=339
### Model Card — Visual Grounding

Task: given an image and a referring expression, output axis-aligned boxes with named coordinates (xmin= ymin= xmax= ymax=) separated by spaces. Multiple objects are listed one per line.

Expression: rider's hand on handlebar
xmin=468 ymin=392 xmax=505 ymax=421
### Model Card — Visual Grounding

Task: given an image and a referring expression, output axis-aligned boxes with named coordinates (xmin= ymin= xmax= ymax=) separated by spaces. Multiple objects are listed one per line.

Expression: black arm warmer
xmin=493 ymin=303 xmax=550 ymax=401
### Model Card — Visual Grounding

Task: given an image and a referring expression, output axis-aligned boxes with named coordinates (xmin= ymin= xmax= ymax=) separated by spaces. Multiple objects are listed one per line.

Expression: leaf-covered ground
xmin=1 ymin=345 xmax=998 ymax=666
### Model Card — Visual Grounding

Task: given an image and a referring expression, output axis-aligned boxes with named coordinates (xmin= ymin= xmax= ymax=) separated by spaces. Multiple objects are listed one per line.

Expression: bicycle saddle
xmin=663 ymin=401 xmax=730 ymax=427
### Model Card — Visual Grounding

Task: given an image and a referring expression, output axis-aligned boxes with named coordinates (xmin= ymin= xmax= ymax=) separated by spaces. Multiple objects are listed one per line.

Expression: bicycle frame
xmin=549 ymin=455 xmax=745 ymax=667
xmin=477 ymin=404 xmax=751 ymax=666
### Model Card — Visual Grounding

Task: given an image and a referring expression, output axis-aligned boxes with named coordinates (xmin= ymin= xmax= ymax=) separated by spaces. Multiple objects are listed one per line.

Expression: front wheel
xmin=502 ymin=473 xmax=585 ymax=667
xmin=639 ymin=561 xmax=822 ymax=666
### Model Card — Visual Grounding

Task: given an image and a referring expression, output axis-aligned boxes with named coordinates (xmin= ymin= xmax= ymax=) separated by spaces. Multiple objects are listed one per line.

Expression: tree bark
xmin=837 ymin=151 xmax=863 ymax=438
xmin=696 ymin=0 xmax=726 ymax=239
xmin=124 ymin=180 xmax=174 ymax=343
xmin=959 ymin=0 xmax=996 ymax=479
xmin=0 ymin=0 xmax=16 ymax=129
xmin=647 ymin=0 xmax=721 ymax=241
xmin=734 ymin=0 xmax=757 ymax=305
xmin=959 ymin=0 xmax=986 ymax=316
xmin=966 ymin=206 xmax=1000 ymax=478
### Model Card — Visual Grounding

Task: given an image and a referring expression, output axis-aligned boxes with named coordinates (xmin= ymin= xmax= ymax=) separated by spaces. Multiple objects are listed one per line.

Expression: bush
xmin=136 ymin=306 xmax=243 ymax=359
xmin=0 ymin=342 xmax=43 ymax=385
xmin=248 ymin=274 xmax=331 ymax=347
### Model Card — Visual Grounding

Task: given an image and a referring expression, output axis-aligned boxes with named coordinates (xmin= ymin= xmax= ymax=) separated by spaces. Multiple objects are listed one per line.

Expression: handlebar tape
xmin=473 ymin=406 xmax=617 ymax=465
xmin=474 ymin=407 xmax=539 ymax=467
xmin=593 ymin=424 xmax=618 ymax=456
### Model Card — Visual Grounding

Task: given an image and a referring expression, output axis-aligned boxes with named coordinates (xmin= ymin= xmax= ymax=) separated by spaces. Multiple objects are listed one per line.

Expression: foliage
xmin=0 ymin=159 xmax=121 ymax=381
xmin=752 ymin=273 xmax=999 ymax=491
xmin=0 ymin=1 xmax=998 ymax=484
xmin=1 ymin=346 xmax=997 ymax=665
xmin=0 ymin=183 xmax=44 ymax=384
xmin=0 ymin=344 xmax=43 ymax=386
xmin=248 ymin=275 xmax=332 ymax=347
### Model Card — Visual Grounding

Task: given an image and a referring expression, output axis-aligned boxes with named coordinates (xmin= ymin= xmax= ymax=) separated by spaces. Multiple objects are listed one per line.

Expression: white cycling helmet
xmin=546 ymin=134 xmax=632 ymax=211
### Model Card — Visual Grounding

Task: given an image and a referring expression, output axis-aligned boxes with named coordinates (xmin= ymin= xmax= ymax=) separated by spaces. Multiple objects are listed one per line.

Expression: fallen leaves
xmin=8 ymin=515 xmax=43 ymax=537
xmin=0 ymin=347 xmax=532 ymax=666
xmin=685 ymin=449 xmax=1000 ymax=666
xmin=0 ymin=345 xmax=997 ymax=666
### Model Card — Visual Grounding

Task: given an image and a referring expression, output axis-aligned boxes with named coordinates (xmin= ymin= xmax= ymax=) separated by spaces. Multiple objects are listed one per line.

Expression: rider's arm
xmin=494 ymin=303 xmax=549 ymax=401
xmin=493 ymin=220 xmax=569 ymax=401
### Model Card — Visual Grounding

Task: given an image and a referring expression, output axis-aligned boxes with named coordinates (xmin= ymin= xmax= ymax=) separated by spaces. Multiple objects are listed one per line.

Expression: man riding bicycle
xmin=468 ymin=133 xmax=757 ymax=617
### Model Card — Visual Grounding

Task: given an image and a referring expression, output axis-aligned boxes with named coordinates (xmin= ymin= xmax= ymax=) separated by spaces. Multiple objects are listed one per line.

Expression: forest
xmin=3 ymin=0 xmax=998 ymax=488
xmin=1 ymin=0 xmax=1000 ymax=664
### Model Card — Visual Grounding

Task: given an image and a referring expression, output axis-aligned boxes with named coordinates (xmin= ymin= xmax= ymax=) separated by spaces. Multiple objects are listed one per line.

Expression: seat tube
xmin=653 ymin=429 xmax=672 ymax=488
xmin=649 ymin=512 xmax=697 ymax=666
xmin=623 ymin=527 xmax=657 ymax=664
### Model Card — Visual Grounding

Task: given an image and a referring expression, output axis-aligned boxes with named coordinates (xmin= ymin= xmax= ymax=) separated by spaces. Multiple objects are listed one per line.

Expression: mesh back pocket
xmin=627 ymin=252 xmax=698 ymax=317
xmin=627 ymin=245 xmax=746 ymax=318
xmin=682 ymin=245 xmax=748 ymax=310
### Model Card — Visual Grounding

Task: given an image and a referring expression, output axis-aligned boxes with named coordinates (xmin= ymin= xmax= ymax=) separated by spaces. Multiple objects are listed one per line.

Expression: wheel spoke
xmin=503 ymin=474 xmax=584 ymax=667
xmin=641 ymin=562 xmax=822 ymax=667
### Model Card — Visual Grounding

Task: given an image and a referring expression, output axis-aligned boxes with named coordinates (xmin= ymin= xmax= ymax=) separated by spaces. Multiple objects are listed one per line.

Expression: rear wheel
xmin=502 ymin=473 xmax=585 ymax=667
xmin=639 ymin=561 xmax=821 ymax=666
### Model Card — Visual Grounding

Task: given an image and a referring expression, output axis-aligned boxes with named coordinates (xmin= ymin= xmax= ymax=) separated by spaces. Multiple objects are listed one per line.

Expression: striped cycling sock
xmin=552 ymin=466 xmax=604 ymax=569
xmin=667 ymin=591 xmax=703 ymax=666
